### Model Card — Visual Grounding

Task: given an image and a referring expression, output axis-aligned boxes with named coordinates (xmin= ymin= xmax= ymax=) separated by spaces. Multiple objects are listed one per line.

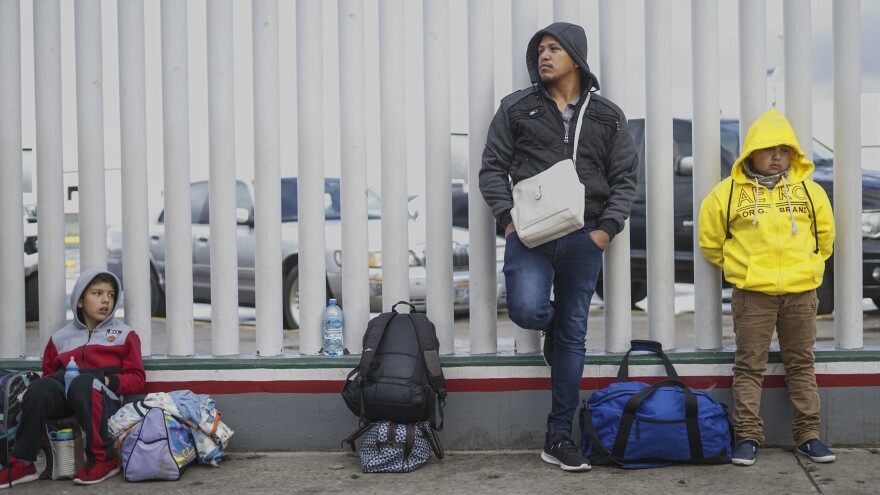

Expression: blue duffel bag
xmin=579 ymin=340 xmax=733 ymax=468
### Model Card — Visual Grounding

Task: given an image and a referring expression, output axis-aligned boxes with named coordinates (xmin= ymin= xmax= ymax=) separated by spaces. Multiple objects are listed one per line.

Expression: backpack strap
xmin=350 ymin=310 xmax=398 ymax=425
xmin=341 ymin=421 xmax=375 ymax=452
xmin=407 ymin=312 xmax=447 ymax=431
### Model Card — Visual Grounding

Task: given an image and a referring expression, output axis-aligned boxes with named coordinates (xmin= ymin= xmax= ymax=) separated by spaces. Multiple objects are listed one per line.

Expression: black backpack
xmin=341 ymin=301 xmax=447 ymax=430
xmin=1 ymin=370 xmax=39 ymax=467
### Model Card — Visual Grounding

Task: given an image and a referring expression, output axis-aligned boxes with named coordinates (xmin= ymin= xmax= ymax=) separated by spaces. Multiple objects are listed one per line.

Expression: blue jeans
xmin=503 ymin=228 xmax=604 ymax=437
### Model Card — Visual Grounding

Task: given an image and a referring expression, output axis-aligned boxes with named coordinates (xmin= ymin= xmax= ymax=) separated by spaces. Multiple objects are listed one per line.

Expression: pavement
xmin=6 ymin=447 xmax=880 ymax=494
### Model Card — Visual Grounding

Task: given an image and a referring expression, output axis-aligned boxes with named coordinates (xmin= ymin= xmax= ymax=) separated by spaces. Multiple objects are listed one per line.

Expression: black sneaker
xmin=731 ymin=440 xmax=759 ymax=466
xmin=797 ymin=439 xmax=836 ymax=463
xmin=541 ymin=434 xmax=590 ymax=472
xmin=542 ymin=329 xmax=554 ymax=367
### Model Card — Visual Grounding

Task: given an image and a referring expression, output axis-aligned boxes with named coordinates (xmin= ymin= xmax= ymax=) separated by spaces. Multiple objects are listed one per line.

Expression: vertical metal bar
xmin=467 ymin=0 xmax=497 ymax=355
xmin=692 ymin=0 xmax=723 ymax=350
xmin=509 ymin=0 xmax=543 ymax=354
xmin=118 ymin=0 xmax=152 ymax=355
xmin=75 ymin=0 xmax=107 ymax=271
xmin=296 ymin=0 xmax=326 ymax=354
xmin=338 ymin=0 xmax=370 ymax=354
xmin=644 ymin=0 xmax=675 ymax=349
xmin=161 ymin=0 xmax=195 ymax=356
xmin=832 ymin=0 xmax=863 ymax=349
xmin=34 ymin=0 xmax=67 ymax=349
xmin=738 ymin=0 xmax=766 ymax=136
xmin=0 ymin=0 xmax=26 ymax=358
xmin=783 ymin=0 xmax=812 ymax=159
xmin=252 ymin=0 xmax=283 ymax=356
xmin=378 ymin=0 xmax=410 ymax=311
xmin=423 ymin=0 xmax=454 ymax=354
xmin=553 ymin=0 xmax=579 ymax=23
xmin=599 ymin=0 xmax=633 ymax=353
xmin=206 ymin=0 xmax=239 ymax=356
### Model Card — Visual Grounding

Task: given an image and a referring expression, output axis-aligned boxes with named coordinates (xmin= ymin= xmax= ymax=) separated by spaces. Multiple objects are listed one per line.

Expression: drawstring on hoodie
xmin=782 ymin=175 xmax=798 ymax=235
xmin=752 ymin=178 xmax=759 ymax=225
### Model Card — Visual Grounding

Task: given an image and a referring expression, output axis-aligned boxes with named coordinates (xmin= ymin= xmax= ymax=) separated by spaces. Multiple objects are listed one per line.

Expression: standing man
xmin=699 ymin=109 xmax=836 ymax=466
xmin=480 ymin=22 xmax=639 ymax=472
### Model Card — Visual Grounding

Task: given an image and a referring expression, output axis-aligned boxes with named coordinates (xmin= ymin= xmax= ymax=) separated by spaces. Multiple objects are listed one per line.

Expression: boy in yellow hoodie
xmin=698 ymin=109 xmax=836 ymax=466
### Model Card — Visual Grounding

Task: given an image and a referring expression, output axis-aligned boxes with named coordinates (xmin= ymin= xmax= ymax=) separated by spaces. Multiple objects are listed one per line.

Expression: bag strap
xmin=417 ymin=423 xmax=445 ymax=460
xmin=403 ymin=423 xmax=415 ymax=462
xmin=570 ymin=93 xmax=592 ymax=165
xmin=616 ymin=339 xmax=680 ymax=382
xmin=341 ymin=421 xmax=375 ymax=452
xmin=349 ymin=309 xmax=399 ymax=425
xmin=408 ymin=313 xmax=447 ymax=431
xmin=612 ymin=379 xmax=704 ymax=461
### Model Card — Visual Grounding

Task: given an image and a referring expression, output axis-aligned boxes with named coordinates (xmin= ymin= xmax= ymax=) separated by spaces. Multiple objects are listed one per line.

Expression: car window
xmin=281 ymin=178 xmax=382 ymax=222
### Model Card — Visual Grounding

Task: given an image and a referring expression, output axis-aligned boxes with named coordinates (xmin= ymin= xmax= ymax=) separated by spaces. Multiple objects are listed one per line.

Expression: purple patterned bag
xmin=120 ymin=407 xmax=197 ymax=481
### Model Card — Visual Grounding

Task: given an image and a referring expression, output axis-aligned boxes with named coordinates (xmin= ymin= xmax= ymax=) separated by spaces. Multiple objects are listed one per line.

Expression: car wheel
xmin=283 ymin=266 xmax=300 ymax=329
xmin=816 ymin=264 xmax=834 ymax=316
xmin=595 ymin=278 xmax=647 ymax=308
xmin=150 ymin=269 xmax=167 ymax=317
xmin=25 ymin=272 xmax=39 ymax=321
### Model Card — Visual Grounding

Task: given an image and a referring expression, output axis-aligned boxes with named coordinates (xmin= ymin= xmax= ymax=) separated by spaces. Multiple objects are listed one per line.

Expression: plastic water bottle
xmin=64 ymin=356 xmax=79 ymax=394
xmin=322 ymin=299 xmax=344 ymax=357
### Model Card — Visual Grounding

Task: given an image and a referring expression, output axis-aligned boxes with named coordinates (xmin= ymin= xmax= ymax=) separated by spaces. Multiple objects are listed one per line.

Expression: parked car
xmin=450 ymin=118 xmax=880 ymax=315
xmin=106 ymin=178 xmax=504 ymax=329
xmin=23 ymin=202 xmax=39 ymax=321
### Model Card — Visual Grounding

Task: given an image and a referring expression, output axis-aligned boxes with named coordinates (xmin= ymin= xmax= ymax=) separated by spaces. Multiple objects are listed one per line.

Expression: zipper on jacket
xmin=81 ymin=330 xmax=94 ymax=368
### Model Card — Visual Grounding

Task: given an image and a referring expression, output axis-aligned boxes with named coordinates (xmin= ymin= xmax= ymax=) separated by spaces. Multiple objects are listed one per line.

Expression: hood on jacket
xmin=732 ymin=109 xmax=815 ymax=184
xmin=70 ymin=268 xmax=123 ymax=330
xmin=526 ymin=22 xmax=600 ymax=93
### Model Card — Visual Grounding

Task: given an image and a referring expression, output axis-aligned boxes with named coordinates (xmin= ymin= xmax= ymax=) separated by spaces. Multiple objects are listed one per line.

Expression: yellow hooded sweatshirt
xmin=698 ymin=109 xmax=835 ymax=295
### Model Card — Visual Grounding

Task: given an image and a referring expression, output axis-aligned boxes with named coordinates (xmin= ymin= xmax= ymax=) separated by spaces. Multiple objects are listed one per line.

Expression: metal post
xmin=0 ymin=0 xmax=26 ymax=358
xmin=783 ymin=0 xmax=812 ymax=159
xmin=832 ymin=0 xmax=863 ymax=349
xmin=161 ymin=0 xmax=195 ymax=356
xmin=599 ymin=0 xmax=633 ymax=353
xmin=74 ymin=0 xmax=107 ymax=271
xmin=378 ymin=0 xmax=410 ymax=311
xmin=509 ymin=0 xmax=544 ymax=354
xmin=691 ymin=0 xmax=723 ymax=350
xmin=338 ymin=0 xmax=370 ymax=354
xmin=738 ymin=0 xmax=766 ymax=135
xmin=252 ymin=0 xmax=283 ymax=356
xmin=644 ymin=0 xmax=675 ymax=349
xmin=34 ymin=0 xmax=67 ymax=349
xmin=206 ymin=0 xmax=239 ymax=356
xmin=467 ymin=0 xmax=497 ymax=355
xmin=423 ymin=0 xmax=454 ymax=354
xmin=553 ymin=0 xmax=579 ymax=23
xmin=296 ymin=0 xmax=326 ymax=354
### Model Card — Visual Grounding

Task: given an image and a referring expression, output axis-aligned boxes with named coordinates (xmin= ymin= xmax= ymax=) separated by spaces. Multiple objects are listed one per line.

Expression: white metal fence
xmin=0 ymin=0 xmax=865 ymax=359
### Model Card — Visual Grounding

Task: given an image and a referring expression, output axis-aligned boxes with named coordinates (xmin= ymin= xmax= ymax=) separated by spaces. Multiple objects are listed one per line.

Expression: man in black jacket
xmin=480 ymin=22 xmax=638 ymax=471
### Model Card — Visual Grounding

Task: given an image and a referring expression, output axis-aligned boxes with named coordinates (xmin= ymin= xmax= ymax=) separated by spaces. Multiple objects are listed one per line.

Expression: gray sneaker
xmin=731 ymin=440 xmax=758 ymax=466
xmin=797 ymin=439 xmax=836 ymax=463
xmin=540 ymin=434 xmax=591 ymax=472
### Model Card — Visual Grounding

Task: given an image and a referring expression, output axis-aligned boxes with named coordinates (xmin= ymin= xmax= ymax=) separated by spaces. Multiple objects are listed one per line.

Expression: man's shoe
xmin=0 ymin=457 xmax=39 ymax=489
xmin=731 ymin=440 xmax=759 ymax=466
xmin=542 ymin=329 xmax=554 ymax=367
xmin=540 ymin=434 xmax=591 ymax=472
xmin=73 ymin=459 xmax=120 ymax=485
xmin=797 ymin=439 xmax=836 ymax=463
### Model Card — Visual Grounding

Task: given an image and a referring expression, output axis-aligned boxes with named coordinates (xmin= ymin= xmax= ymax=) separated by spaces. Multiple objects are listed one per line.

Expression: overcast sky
xmin=17 ymin=0 xmax=880 ymax=223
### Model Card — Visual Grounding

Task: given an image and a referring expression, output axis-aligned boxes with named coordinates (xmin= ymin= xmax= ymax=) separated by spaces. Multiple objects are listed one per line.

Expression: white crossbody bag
xmin=510 ymin=94 xmax=590 ymax=248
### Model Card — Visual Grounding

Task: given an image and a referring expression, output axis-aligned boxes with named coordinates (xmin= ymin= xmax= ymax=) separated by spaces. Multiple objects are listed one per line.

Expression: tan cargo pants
xmin=730 ymin=288 xmax=821 ymax=446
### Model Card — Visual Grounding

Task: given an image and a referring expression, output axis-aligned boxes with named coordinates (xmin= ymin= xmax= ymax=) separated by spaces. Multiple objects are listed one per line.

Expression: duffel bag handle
xmin=617 ymin=339 xmax=680 ymax=382
xmin=613 ymin=378 xmax=704 ymax=461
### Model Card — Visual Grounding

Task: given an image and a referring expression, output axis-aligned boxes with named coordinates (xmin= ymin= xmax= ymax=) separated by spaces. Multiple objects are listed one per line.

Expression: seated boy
xmin=1 ymin=269 xmax=145 ymax=488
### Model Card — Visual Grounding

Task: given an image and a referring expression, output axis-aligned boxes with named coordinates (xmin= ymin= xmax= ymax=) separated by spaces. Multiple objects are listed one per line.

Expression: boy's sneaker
xmin=542 ymin=329 xmax=554 ymax=367
xmin=0 ymin=457 xmax=39 ymax=489
xmin=797 ymin=439 xmax=836 ymax=463
xmin=731 ymin=440 xmax=759 ymax=466
xmin=540 ymin=433 xmax=591 ymax=472
xmin=73 ymin=459 xmax=120 ymax=485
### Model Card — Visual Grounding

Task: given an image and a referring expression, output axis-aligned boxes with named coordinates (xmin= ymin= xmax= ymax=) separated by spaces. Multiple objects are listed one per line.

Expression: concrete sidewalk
xmin=8 ymin=448 xmax=880 ymax=495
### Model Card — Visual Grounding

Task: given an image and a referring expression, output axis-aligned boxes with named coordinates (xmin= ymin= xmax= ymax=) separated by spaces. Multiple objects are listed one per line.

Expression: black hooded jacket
xmin=479 ymin=22 xmax=639 ymax=238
